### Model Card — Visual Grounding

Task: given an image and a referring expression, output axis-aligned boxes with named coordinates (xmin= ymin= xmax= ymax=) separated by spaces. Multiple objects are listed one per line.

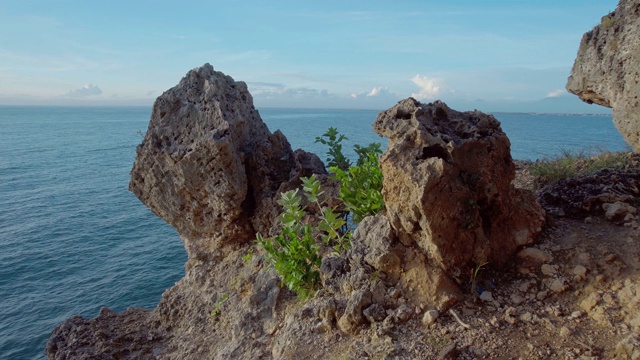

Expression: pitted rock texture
xmin=129 ymin=63 xmax=296 ymax=259
xmin=566 ymin=0 xmax=640 ymax=150
xmin=537 ymin=164 xmax=640 ymax=219
xmin=374 ymin=98 xmax=545 ymax=283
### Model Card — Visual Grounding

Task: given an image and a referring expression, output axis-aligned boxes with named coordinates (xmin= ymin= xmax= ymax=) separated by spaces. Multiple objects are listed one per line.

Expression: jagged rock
xmin=566 ymin=0 xmax=640 ymax=150
xmin=46 ymin=308 xmax=162 ymax=360
xmin=603 ymin=201 xmax=637 ymax=221
xmin=129 ymin=63 xmax=297 ymax=260
xmin=373 ymin=98 xmax=545 ymax=282
xmin=337 ymin=289 xmax=373 ymax=334
xmin=536 ymin=166 xmax=640 ymax=219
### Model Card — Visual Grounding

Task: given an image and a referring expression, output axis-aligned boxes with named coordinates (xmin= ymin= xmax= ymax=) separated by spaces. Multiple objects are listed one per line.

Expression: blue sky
xmin=0 ymin=0 xmax=618 ymax=112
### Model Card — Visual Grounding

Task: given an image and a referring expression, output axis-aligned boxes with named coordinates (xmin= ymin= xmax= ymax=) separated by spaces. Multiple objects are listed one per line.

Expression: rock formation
xmin=566 ymin=0 xmax=640 ymax=150
xmin=129 ymin=64 xmax=298 ymax=261
xmin=374 ymin=99 xmax=545 ymax=283
xmin=46 ymin=66 xmax=546 ymax=359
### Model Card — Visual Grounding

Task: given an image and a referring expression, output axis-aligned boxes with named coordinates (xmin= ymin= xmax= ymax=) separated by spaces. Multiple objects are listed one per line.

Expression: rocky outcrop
xmin=566 ymin=0 xmax=640 ymax=150
xmin=374 ymin=99 xmax=545 ymax=283
xmin=47 ymin=68 xmax=547 ymax=359
xmin=129 ymin=63 xmax=299 ymax=260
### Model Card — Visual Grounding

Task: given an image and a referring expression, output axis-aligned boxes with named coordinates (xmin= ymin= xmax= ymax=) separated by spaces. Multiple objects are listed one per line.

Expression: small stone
xmin=573 ymin=265 xmax=588 ymax=278
xmin=504 ymin=306 xmax=518 ymax=325
xmin=479 ymin=291 xmax=494 ymax=302
xmin=520 ymin=312 xmax=533 ymax=322
xmin=537 ymin=290 xmax=549 ymax=301
xmin=510 ymin=293 xmax=525 ymax=305
xmin=560 ymin=326 xmax=572 ymax=337
xmin=363 ymin=303 xmax=387 ymax=323
xmin=519 ymin=281 xmax=534 ymax=293
xmin=388 ymin=287 xmax=402 ymax=299
xmin=584 ymin=216 xmax=594 ymax=224
xmin=422 ymin=310 xmax=439 ymax=326
xmin=489 ymin=316 xmax=500 ymax=327
xmin=570 ymin=310 xmax=584 ymax=319
xmin=541 ymin=264 xmax=558 ymax=276
xmin=394 ymin=304 xmax=413 ymax=323
xmin=549 ymin=278 xmax=567 ymax=293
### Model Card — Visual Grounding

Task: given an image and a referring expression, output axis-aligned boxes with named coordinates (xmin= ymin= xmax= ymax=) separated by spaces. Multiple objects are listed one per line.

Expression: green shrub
xmin=258 ymin=128 xmax=385 ymax=299
xmin=331 ymin=150 xmax=384 ymax=224
xmin=316 ymin=128 xmax=385 ymax=225
xmin=257 ymin=175 xmax=348 ymax=299
xmin=315 ymin=127 xmax=351 ymax=170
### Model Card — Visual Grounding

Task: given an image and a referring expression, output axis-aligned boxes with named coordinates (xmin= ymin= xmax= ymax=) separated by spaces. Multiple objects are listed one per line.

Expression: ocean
xmin=0 ymin=106 xmax=628 ymax=359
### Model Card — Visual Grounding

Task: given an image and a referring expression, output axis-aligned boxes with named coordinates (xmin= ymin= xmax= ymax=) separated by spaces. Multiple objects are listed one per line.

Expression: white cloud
xmin=546 ymin=89 xmax=567 ymax=98
xmin=410 ymin=74 xmax=442 ymax=100
xmin=350 ymin=86 xmax=393 ymax=99
xmin=367 ymin=86 xmax=390 ymax=97
xmin=66 ymin=84 xmax=103 ymax=97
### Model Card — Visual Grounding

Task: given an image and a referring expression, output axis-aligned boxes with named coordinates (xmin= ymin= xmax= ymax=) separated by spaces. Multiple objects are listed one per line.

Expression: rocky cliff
xmin=46 ymin=65 xmax=545 ymax=359
xmin=566 ymin=0 xmax=640 ymax=150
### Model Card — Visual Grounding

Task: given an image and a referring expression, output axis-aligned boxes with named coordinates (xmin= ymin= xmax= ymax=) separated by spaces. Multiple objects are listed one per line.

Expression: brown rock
xmin=566 ymin=0 xmax=640 ymax=150
xmin=129 ymin=63 xmax=297 ymax=259
xmin=373 ymin=98 xmax=545 ymax=282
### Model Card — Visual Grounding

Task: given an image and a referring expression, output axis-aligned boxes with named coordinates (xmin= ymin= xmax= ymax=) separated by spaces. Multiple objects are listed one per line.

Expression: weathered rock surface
xmin=374 ymin=98 xmax=545 ymax=283
xmin=129 ymin=63 xmax=299 ymax=260
xmin=566 ymin=0 xmax=640 ymax=150
xmin=537 ymin=163 xmax=640 ymax=219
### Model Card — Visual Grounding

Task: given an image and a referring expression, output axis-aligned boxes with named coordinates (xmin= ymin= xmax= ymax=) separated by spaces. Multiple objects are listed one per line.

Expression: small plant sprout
xmin=242 ymin=249 xmax=253 ymax=265
xmin=470 ymin=261 xmax=488 ymax=295
xmin=210 ymin=293 xmax=229 ymax=317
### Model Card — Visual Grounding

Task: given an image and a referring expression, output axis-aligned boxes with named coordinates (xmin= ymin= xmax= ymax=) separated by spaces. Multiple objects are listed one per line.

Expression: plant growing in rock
xmin=316 ymin=128 xmax=385 ymax=226
xmin=257 ymin=175 xmax=347 ymax=298
xmin=330 ymin=150 xmax=384 ymax=225
xmin=314 ymin=127 xmax=351 ymax=170
xmin=210 ymin=293 xmax=228 ymax=318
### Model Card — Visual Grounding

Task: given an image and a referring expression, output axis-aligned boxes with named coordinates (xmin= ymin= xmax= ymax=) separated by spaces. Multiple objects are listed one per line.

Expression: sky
xmin=0 ymin=0 xmax=619 ymax=113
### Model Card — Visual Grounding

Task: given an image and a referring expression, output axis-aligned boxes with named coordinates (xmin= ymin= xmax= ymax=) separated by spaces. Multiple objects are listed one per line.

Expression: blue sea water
xmin=0 ymin=106 xmax=629 ymax=359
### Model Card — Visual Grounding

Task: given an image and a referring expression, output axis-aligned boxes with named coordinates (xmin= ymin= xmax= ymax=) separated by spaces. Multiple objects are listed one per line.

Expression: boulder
xmin=374 ymin=98 xmax=545 ymax=282
xmin=129 ymin=63 xmax=297 ymax=259
xmin=566 ymin=0 xmax=640 ymax=150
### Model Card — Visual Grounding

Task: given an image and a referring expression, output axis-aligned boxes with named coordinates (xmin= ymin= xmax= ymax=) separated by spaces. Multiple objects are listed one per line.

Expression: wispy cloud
xmin=351 ymin=86 xmax=394 ymax=99
xmin=546 ymin=89 xmax=567 ymax=98
xmin=65 ymin=84 xmax=103 ymax=97
xmin=410 ymin=74 xmax=443 ymax=100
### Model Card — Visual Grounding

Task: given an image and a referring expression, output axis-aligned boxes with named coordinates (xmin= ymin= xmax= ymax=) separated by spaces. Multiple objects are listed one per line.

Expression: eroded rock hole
xmin=418 ymin=145 xmax=451 ymax=163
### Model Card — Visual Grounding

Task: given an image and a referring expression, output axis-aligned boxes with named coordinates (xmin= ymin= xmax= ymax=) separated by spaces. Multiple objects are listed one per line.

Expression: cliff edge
xmin=566 ymin=0 xmax=640 ymax=150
